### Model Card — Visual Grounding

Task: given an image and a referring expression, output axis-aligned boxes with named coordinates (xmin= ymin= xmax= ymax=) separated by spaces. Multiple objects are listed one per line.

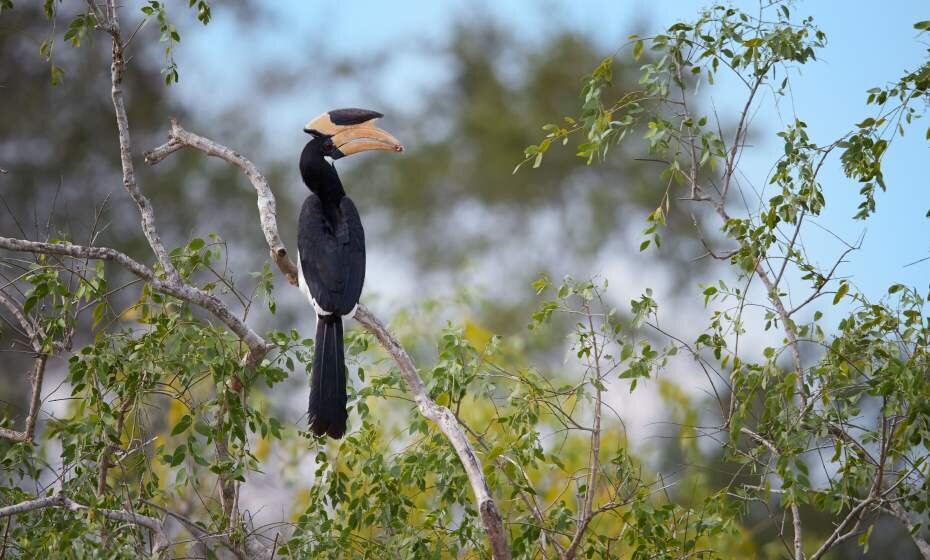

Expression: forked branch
xmin=0 ymin=494 xmax=169 ymax=555
xmin=0 ymin=236 xmax=268 ymax=364
xmin=145 ymin=119 xmax=299 ymax=286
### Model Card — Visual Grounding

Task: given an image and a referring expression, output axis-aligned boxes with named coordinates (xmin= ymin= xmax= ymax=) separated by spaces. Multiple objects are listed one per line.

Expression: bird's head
xmin=300 ymin=108 xmax=403 ymax=192
xmin=303 ymin=107 xmax=402 ymax=157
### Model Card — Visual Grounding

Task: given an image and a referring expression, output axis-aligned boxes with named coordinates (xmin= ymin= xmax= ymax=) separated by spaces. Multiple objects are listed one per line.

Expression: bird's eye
xmin=323 ymin=139 xmax=334 ymax=153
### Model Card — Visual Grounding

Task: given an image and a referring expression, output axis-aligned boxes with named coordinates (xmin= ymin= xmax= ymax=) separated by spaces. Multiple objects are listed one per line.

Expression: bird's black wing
xmin=297 ymin=194 xmax=365 ymax=316
xmin=336 ymin=196 xmax=365 ymax=313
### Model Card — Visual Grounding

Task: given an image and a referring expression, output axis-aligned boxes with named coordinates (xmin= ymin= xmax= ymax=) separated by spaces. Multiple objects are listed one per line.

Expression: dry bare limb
xmin=0 ymin=236 xmax=268 ymax=364
xmin=102 ymin=0 xmax=180 ymax=285
xmin=353 ymin=306 xmax=511 ymax=559
xmin=0 ymin=494 xmax=170 ymax=555
xmin=144 ymin=119 xmax=299 ymax=286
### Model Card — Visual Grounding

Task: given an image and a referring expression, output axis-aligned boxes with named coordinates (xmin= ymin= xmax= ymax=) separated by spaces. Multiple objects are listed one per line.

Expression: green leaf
xmin=171 ymin=414 xmax=192 ymax=436
xmin=169 ymin=445 xmax=186 ymax=466
xmin=194 ymin=419 xmax=211 ymax=437
xmin=531 ymin=276 xmax=550 ymax=295
xmin=39 ymin=39 xmax=52 ymax=60
xmin=23 ymin=294 xmax=38 ymax=315
xmin=633 ymin=39 xmax=644 ymax=61
xmin=50 ymin=64 xmax=64 ymax=86
xmin=833 ymin=281 xmax=849 ymax=305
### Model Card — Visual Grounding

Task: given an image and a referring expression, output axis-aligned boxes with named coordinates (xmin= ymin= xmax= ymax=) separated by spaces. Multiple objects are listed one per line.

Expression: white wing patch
xmin=297 ymin=249 xmax=332 ymax=316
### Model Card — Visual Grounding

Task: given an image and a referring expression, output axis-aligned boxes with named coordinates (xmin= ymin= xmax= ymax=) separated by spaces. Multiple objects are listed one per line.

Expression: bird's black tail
xmin=308 ymin=314 xmax=348 ymax=439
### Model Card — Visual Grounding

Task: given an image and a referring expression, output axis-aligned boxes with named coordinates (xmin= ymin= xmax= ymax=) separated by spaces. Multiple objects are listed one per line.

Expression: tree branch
xmin=0 ymin=494 xmax=169 ymax=555
xmin=808 ymin=497 xmax=873 ymax=560
xmin=354 ymin=306 xmax=510 ymax=558
xmin=97 ymin=395 xmax=133 ymax=496
xmin=102 ymin=1 xmax=180 ymax=285
xmin=144 ymin=119 xmax=299 ymax=286
xmin=0 ymin=236 xmax=268 ymax=365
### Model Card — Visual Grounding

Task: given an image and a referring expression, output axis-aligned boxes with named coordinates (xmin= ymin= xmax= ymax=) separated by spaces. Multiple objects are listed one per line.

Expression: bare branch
xmin=0 ymin=236 xmax=268 ymax=365
xmin=0 ymin=494 xmax=169 ymax=555
xmin=808 ymin=497 xmax=873 ymax=560
xmin=0 ymin=292 xmax=42 ymax=354
xmin=0 ymin=356 xmax=46 ymax=444
xmin=102 ymin=1 xmax=180 ymax=285
xmin=354 ymin=305 xmax=511 ymax=559
xmin=144 ymin=119 xmax=300 ymax=286
xmin=787 ymin=243 xmax=858 ymax=318
xmin=690 ymin=212 xmax=739 ymax=261
xmin=774 ymin=210 xmax=805 ymax=289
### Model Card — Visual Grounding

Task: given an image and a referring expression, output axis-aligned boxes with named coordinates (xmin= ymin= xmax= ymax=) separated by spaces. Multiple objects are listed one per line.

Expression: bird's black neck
xmin=300 ymin=141 xmax=345 ymax=205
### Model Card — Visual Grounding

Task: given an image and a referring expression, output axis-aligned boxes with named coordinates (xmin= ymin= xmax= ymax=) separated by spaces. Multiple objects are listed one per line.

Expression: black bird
xmin=298 ymin=108 xmax=403 ymax=438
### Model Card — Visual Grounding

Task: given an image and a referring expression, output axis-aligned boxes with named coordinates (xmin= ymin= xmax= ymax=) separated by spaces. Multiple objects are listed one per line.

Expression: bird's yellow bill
xmin=332 ymin=123 xmax=403 ymax=156
xmin=304 ymin=111 xmax=403 ymax=156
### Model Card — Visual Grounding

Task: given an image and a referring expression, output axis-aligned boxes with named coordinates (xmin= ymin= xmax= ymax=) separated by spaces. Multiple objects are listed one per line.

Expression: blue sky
xmin=171 ymin=0 xmax=929 ymax=303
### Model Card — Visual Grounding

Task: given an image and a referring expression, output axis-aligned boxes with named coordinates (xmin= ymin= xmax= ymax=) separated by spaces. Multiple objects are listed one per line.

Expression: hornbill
xmin=298 ymin=108 xmax=403 ymax=439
